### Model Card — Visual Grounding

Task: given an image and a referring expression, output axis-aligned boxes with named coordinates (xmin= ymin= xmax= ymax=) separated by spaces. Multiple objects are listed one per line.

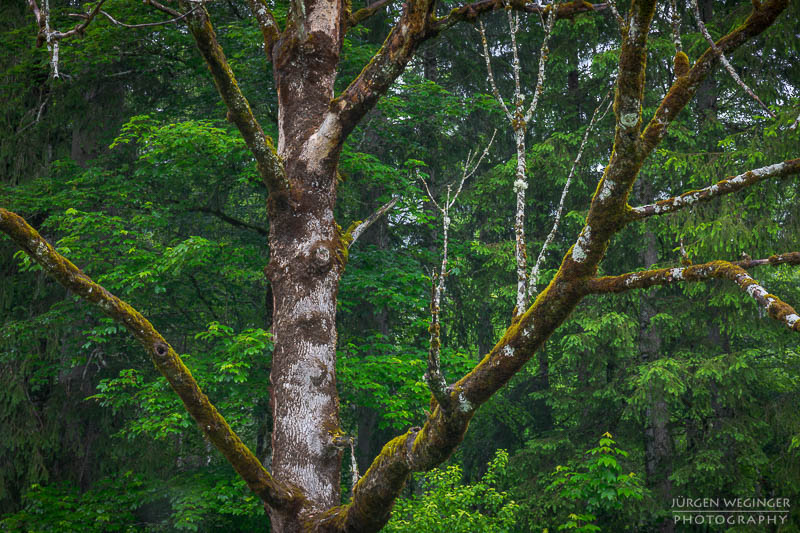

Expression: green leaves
xmin=385 ymin=449 xmax=519 ymax=533
xmin=547 ymin=434 xmax=645 ymax=532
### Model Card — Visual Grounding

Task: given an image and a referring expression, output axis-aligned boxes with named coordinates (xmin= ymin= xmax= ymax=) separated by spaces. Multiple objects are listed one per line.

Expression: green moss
xmin=673 ymin=51 xmax=689 ymax=77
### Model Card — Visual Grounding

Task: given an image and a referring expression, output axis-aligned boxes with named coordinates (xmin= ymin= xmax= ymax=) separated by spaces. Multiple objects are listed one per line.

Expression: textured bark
xmin=266 ymin=2 xmax=348 ymax=527
xmin=0 ymin=208 xmax=299 ymax=510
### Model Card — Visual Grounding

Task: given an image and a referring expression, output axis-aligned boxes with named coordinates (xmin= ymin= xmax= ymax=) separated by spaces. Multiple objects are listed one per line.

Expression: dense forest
xmin=1 ymin=0 xmax=799 ymax=530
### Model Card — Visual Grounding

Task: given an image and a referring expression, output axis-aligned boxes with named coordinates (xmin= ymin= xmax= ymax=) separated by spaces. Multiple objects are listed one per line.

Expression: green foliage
xmin=0 ymin=472 xmax=147 ymax=532
xmin=385 ymin=449 xmax=519 ymax=533
xmin=546 ymin=434 xmax=646 ymax=532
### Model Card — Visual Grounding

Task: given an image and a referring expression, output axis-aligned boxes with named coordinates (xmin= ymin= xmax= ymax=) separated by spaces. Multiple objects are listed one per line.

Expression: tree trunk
xmin=267 ymin=17 xmax=346 ymax=528
xmin=638 ymin=220 xmax=675 ymax=533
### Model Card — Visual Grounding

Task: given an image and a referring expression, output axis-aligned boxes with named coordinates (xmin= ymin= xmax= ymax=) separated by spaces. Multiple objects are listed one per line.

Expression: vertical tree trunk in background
xmin=267 ymin=9 xmax=346 ymax=528
xmin=638 ymin=193 xmax=675 ymax=532
xmin=695 ymin=0 xmax=717 ymax=123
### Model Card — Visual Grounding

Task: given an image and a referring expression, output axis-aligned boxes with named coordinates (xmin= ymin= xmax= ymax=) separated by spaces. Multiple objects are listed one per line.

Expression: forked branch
xmin=421 ymin=132 xmax=495 ymax=409
xmin=0 ymin=208 xmax=300 ymax=509
xmin=640 ymin=0 xmax=789 ymax=157
xmin=335 ymin=0 xmax=605 ymax=140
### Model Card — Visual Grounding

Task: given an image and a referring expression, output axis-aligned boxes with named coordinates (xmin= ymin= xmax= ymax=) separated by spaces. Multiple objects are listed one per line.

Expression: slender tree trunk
xmin=513 ymin=128 xmax=528 ymax=315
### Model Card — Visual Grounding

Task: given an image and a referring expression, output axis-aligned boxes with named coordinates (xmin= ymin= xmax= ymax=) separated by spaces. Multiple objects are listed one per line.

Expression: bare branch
xmin=629 ymin=158 xmax=800 ymax=220
xmin=479 ymin=6 xmax=555 ymax=316
xmin=421 ymin=132 xmax=495 ymax=409
xmin=0 ymin=208 xmax=300 ymax=509
xmin=690 ymin=0 xmax=774 ymax=118
xmin=522 ymin=3 xmax=556 ymax=124
xmin=432 ymin=0 xmax=606 ymax=33
xmin=528 ymin=93 xmax=612 ymax=293
xmin=190 ymin=206 xmax=269 ymax=237
xmin=451 ymin=130 xmax=496 ymax=204
xmin=346 ymin=196 xmax=400 ymax=248
xmin=669 ymin=0 xmax=682 ymax=52
xmin=477 ymin=20 xmax=512 ymax=123
xmin=335 ymin=0 xmax=606 ymax=140
xmin=586 ymin=255 xmax=800 ymax=332
xmin=606 ymin=0 xmax=625 ymax=28
xmin=97 ymin=6 xmax=202 ymax=29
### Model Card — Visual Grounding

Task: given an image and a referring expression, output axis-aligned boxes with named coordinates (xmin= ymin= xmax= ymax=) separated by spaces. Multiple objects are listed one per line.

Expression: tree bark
xmin=267 ymin=8 xmax=348 ymax=526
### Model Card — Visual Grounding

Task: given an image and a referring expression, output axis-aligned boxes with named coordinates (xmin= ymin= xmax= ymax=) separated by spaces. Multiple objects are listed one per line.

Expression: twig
xmin=421 ymin=132 xmax=495 ymax=409
xmin=477 ymin=20 xmax=512 ymax=123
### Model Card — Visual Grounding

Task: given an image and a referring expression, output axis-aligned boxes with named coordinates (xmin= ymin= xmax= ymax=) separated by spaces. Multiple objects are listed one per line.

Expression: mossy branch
xmin=629 ymin=158 xmax=800 ymax=220
xmin=248 ymin=0 xmax=282 ymax=58
xmin=586 ymin=255 xmax=800 ymax=332
xmin=346 ymin=0 xmax=395 ymax=31
xmin=0 ymin=208 xmax=301 ymax=510
xmin=433 ymin=0 xmax=604 ymax=32
xmin=184 ymin=4 xmax=287 ymax=193
xmin=346 ymin=196 xmax=399 ymax=248
xmin=611 ymin=0 xmax=657 ymax=151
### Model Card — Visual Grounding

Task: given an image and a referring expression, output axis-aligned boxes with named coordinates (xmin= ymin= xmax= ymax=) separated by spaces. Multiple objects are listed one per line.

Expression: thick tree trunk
xmin=267 ymin=10 xmax=346 ymax=528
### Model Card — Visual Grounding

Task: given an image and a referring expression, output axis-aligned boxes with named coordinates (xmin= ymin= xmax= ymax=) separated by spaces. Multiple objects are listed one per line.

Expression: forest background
xmin=1 ymin=0 xmax=799 ymax=530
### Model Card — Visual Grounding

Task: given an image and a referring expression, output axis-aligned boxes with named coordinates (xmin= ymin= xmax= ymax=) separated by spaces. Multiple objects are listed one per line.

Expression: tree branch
xmin=529 ymin=93 xmax=612 ymax=292
xmin=628 ymin=158 xmax=800 ymax=220
xmin=96 ymin=6 xmax=202 ymax=29
xmin=346 ymin=0 xmax=395 ymax=31
xmin=346 ymin=196 xmax=399 ymax=248
xmin=639 ymin=0 xmax=788 ymax=157
xmin=191 ymin=206 xmax=269 ymax=237
xmin=334 ymin=0 xmax=605 ymax=140
xmin=30 ymin=0 xmax=107 ymax=46
xmin=690 ymin=0 xmax=775 ymax=118
xmin=432 ymin=0 xmax=605 ymax=33
xmin=247 ymin=0 xmax=281 ymax=58
xmin=183 ymin=5 xmax=287 ymax=193
xmin=317 ymin=2 xmax=798 ymax=530
xmin=0 ymin=208 xmax=300 ymax=509
xmin=585 ymin=254 xmax=800 ymax=331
